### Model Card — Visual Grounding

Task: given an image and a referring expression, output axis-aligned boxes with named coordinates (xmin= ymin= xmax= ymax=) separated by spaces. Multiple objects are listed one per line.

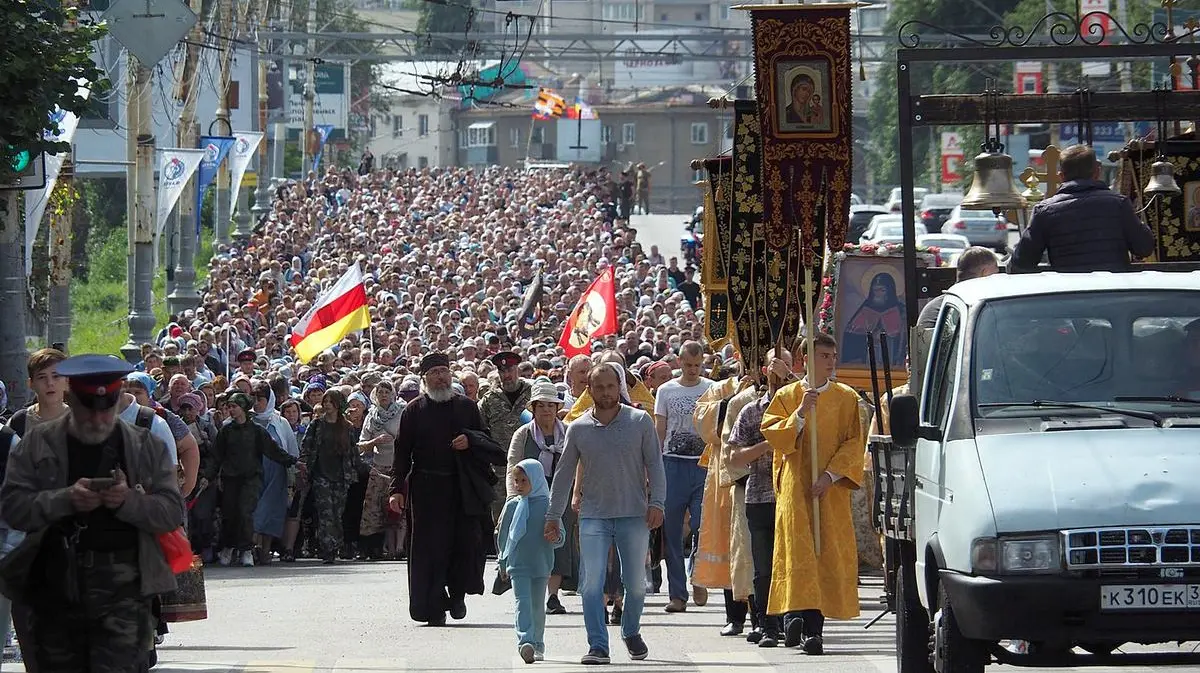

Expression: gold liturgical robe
xmin=564 ymin=380 xmax=656 ymax=422
xmin=721 ymin=386 xmax=760 ymax=601
xmin=691 ymin=377 xmax=754 ymax=590
xmin=761 ymin=378 xmax=865 ymax=620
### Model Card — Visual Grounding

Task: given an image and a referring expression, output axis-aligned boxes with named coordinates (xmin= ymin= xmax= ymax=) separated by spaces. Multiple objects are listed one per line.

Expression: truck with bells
xmin=875 ymin=269 xmax=1200 ymax=673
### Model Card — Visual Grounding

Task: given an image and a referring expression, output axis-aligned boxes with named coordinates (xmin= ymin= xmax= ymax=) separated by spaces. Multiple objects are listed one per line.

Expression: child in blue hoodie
xmin=497 ymin=458 xmax=564 ymax=664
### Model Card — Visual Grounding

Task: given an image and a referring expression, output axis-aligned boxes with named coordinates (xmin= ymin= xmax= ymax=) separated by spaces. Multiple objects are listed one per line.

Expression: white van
xmin=883 ymin=271 xmax=1200 ymax=673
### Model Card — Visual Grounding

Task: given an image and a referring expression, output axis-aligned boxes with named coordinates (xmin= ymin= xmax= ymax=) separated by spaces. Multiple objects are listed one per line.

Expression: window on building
xmin=370 ymin=116 xmax=378 ymax=138
xmin=690 ymin=122 xmax=708 ymax=145
xmin=692 ymin=167 xmax=705 ymax=183
xmin=601 ymin=125 xmax=613 ymax=144
xmin=393 ymin=115 xmax=402 ymax=138
xmin=721 ymin=117 xmax=733 ymax=140
xmin=458 ymin=129 xmax=468 ymax=148
xmin=467 ymin=122 xmax=497 ymax=147
xmin=694 ymin=10 xmax=704 ymax=21
xmin=418 ymin=156 xmax=429 ymax=168
xmin=720 ymin=4 xmax=732 ymax=20
xmin=601 ymin=2 xmax=638 ymax=21
xmin=660 ymin=12 xmax=667 ymax=21
xmin=418 ymin=114 xmax=430 ymax=137
xmin=532 ymin=127 xmax=545 ymax=144
xmin=509 ymin=126 xmax=521 ymax=148
xmin=622 ymin=123 xmax=636 ymax=145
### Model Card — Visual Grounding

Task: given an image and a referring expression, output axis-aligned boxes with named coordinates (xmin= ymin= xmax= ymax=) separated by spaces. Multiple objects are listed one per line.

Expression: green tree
xmin=405 ymin=0 xmax=473 ymax=54
xmin=866 ymin=0 xmax=1021 ymax=193
xmin=0 ymin=1 xmax=108 ymax=184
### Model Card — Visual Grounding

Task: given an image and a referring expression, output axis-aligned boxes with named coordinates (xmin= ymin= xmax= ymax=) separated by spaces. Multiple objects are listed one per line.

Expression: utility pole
xmin=0 ymin=190 xmax=29 ymax=409
xmin=1115 ymin=0 xmax=1135 ymax=141
xmin=212 ymin=0 xmax=236 ymax=245
xmin=167 ymin=0 xmax=207 ymax=315
xmin=121 ymin=56 xmax=157 ymax=361
xmin=245 ymin=0 xmax=275 ymax=238
xmin=301 ymin=0 xmax=318 ymax=174
xmin=46 ymin=151 xmax=75 ymax=348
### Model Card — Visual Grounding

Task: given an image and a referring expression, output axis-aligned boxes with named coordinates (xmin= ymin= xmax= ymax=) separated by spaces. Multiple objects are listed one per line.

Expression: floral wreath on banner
xmin=818 ymin=243 xmax=941 ymax=334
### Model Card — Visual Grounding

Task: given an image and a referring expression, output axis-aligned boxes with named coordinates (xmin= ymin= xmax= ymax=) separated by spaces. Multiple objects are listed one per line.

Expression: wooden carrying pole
xmin=804 ymin=269 xmax=821 ymax=557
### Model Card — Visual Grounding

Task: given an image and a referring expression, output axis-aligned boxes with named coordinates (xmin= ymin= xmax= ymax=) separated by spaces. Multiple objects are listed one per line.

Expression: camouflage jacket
xmin=478 ymin=380 xmax=532 ymax=452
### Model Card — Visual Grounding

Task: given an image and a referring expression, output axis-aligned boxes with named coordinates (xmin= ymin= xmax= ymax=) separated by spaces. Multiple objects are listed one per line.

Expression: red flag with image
xmin=558 ymin=266 xmax=617 ymax=357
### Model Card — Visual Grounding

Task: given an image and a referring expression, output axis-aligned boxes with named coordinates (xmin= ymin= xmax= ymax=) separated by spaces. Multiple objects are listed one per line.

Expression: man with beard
xmin=478 ymin=351 xmax=532 ymax=535
xmin=389 ymin=353 xmax=505 ymax=625
xmin=546 ymin=363 xmax=665 ymax=665
xmin=0 ymin=355 xmax=184 ymax=672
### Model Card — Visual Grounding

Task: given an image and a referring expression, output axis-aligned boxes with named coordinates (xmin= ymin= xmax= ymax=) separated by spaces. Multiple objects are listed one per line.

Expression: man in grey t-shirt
xmin=545 ymin=363 xmax=665 ymax=665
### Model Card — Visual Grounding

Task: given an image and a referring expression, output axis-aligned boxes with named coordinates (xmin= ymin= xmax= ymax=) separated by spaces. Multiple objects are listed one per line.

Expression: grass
xmin=68 ymin=227 xmax=214 ymax=356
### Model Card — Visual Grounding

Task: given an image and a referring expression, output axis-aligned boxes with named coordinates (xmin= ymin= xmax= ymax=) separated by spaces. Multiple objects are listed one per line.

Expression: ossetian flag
xmin=557 ymin=266 xmax=617 ymax=357
xmin=289 ymin=263 xmax=370 ymax=363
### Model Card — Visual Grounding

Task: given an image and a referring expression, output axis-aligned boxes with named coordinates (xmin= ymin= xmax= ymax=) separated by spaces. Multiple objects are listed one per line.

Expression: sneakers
xmin=581 ymin=647 xmax=610 ymax=665
xmin=546 ymin=594 xmax=567 ymax=615
xmin=745 ymin=628 xmax=763 ymax=644
xmin=518 ymin=643 xmax=536 ymax=664
xmin=783 ymin=618 xmax=804 ymax=648
xmin=533 ymin=650 xmax=544 ymax=662
xmin=239 ymin=550 xmax=255 ymax=567
xmin=720 ymin=622 xmax=744 ymax=637
xmin=609 ymin=605 xmax=623 ymax=625
xmin=217 ymin=548 xmax=233 ymax=567
xmin=664 ymin=598 xmax=687 ymax=613
xmin=692 ymin=586 xmax=709 ymax=607
xmin=800 ymin=635 xmax=824 ymax=655
xmin=758 ymin=631 xmax=780 ymax=648
xmin=623 ymin=634 xmax=649 ymax=661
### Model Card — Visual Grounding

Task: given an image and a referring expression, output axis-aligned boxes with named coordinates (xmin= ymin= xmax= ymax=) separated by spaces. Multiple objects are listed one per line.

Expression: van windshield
xmin=972 ymin=290 xmax=1200 ymax=417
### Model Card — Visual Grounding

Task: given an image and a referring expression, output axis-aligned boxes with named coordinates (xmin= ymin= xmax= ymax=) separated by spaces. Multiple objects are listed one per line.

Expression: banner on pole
xmin=311 ymin=124 xmax=334 ymax=174
xmin=155 ymin=149 xmax=205 ymax=242
xmin=227 ymin=132 xmax=264 ymax=219
xmin=195 ymin=136 xmax=236 ymax=236
xmin=24 ymin=83 xmax=89 ymax=276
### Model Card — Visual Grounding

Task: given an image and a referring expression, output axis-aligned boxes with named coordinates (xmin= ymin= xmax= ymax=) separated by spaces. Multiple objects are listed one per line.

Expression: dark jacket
xmin=456 ymin=428 xmax=507 ymax=517
xmin=208 ymin=418 xmax=295 ymax=481
xmin=1012 ymin=179 xmax=1155 ymax=272
xmin=0 ymin=415 xmax=183 ymax=596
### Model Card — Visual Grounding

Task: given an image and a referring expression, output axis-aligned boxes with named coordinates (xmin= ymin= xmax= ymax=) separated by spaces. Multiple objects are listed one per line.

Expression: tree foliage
xmin=405 ymin=0 xmax=473 ymax=54
xmin=0 ymin=1 xmax=108 ymax=184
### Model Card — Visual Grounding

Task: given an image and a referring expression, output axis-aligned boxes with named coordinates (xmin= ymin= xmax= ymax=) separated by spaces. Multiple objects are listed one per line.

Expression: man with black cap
xmin=235 ymin=349 xmax=258 ymax=377
xmin=0 ymin=354 xmax=184 ymax=671
xmin=388 ymin=352 xmax=505 ymax=625
xmin=478 ymin=350 xmax=532 ymax=538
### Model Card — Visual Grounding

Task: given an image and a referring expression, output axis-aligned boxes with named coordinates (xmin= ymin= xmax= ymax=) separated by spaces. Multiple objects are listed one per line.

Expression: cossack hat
xmin=419 ymin=352 xmax=451 ymax=374
xmin=57 ymin=355 xmax=134 ymax=410
xmin=490 ymin=351 xmax=521 ymax=369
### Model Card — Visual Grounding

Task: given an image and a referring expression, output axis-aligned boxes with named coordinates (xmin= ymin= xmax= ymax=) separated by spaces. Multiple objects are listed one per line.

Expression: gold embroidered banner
xmin=748 ymin=4 xmax=853 ymax=257
xmin=699 ymin=157 xmax=734 ymax=346
xmin=729 ymin=100 xmax=772 ymax=373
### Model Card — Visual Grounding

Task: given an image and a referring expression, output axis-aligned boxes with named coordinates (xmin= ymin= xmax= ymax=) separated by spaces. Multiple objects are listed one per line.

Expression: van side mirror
xmin=890 ymin=395 xmax=920 ymax=446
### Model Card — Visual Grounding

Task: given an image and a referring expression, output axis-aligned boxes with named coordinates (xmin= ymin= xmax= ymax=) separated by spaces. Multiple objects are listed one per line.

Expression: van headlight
xmin=972 ymin=536 xmax=1061 ymax=574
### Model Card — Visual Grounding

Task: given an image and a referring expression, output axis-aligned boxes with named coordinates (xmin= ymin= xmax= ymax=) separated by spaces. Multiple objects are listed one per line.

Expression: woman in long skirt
xmin=358 ymin=381 xmax=405 ymax=560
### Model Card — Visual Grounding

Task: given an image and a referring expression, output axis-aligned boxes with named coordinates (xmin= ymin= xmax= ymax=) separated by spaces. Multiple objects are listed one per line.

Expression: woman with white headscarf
xmin=252 ymin=383 xmax=299 ymax=564
xmin=358 ymin=380 xmax=405 ymax=560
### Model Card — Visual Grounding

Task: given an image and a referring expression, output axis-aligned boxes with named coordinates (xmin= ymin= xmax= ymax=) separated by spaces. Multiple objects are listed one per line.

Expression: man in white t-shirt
xmin=653 ymin=341 xmax=713 ymax=613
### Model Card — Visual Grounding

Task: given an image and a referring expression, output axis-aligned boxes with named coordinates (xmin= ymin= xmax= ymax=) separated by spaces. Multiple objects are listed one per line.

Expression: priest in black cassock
xmin=390 ymin=352 xmax=506 ymax=625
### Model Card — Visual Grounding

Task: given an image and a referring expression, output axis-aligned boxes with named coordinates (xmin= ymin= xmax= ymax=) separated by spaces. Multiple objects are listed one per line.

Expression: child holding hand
xmin=498 ymin=459 xmax=565 ymax=664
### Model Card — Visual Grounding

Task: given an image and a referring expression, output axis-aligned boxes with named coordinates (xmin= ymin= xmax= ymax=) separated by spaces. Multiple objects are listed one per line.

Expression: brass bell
xmin=962 ymin=151 xmax=1027 ymax=210
xmin=1143 ymin=159 xmax=1182 ymax=197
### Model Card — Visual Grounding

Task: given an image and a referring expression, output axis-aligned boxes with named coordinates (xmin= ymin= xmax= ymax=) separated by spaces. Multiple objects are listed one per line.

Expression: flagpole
xmin=225 ymin=326 xmax=231 ymax=380
xmin=525 ymin=116 xmax=537 ymax=166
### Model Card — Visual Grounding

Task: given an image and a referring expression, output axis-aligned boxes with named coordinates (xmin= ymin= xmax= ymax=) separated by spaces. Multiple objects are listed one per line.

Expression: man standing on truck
xmin=760 ymin=333 xmax=864 ymax=655
xmin=1011 ymin=144 xmax=1155 ymax=272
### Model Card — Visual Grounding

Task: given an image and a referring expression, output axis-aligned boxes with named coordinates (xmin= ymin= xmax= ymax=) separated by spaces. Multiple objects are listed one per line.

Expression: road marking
xmin=687 ymin=651 xmax=774 ymax=670
xmin=242 ymin=660 xmax=320 ymax=672
xmin=332 ymin=657 xmax=408 ymax=672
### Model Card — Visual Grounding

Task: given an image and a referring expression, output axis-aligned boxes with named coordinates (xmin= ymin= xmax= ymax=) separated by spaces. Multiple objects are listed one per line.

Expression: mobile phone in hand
xmin=87 ymin=477 xmax=117 ymax=491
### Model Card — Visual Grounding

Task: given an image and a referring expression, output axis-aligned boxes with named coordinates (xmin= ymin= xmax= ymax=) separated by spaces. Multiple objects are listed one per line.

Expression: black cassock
xmin=393 ymin=393 xmax=505 ymax=623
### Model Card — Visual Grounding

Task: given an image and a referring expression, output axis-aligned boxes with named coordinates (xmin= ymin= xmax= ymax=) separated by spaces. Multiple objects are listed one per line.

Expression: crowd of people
xmin=0 ymin=163 xmax=881 ymax=669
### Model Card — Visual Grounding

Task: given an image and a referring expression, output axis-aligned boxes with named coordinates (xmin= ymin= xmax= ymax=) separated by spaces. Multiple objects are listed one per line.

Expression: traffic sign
xmin=103 ymin=0 xmax=197 ymax=67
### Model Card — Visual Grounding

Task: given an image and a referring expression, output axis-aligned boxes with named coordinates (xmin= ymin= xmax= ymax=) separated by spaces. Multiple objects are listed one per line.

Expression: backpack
xmin=132 ymin=405 xmax=156 ymax=431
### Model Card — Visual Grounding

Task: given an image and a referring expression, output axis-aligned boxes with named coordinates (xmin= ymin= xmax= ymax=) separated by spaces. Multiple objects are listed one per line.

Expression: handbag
xmin=161 ymin=554 xmax=208 ymax=622
xmin=491 ymin=565 xmax=511 ymax=596
xmin=0 ymin=529 xmax=46 ymax=603
xmin=158 ymin=527 xmax=194 ymax=575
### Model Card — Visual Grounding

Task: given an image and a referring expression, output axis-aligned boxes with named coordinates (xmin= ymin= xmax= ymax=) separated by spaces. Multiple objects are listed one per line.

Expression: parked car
xmin=885 ymin=187 xmax=930 ymax=213
xmin=849 ymin=205 xmax=890 ymax=242
xmin=919 ymin=193 xmax=964 ymax=231
xmin=941 ymin=205 xmax=1008 ymax=251
xmin=861 ymin=214 xmax=927 ymax=245
xmin=917 ymin=233 xmax=971 ymax=267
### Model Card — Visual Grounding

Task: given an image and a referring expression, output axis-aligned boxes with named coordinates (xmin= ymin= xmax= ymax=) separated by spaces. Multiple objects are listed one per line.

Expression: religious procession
xmin=7 ymin=0 xmax=1200 ymax=672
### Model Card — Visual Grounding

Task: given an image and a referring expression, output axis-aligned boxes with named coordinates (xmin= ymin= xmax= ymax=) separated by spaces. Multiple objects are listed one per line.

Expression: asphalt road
xmin=136 ymin=561 xmax=1200 ymax=673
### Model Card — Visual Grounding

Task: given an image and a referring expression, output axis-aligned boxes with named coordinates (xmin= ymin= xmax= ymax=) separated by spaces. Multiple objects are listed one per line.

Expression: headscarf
xmin=126 ymin=371 xmax=156 ymax=396
xmin=228 ymin=391 xmax=253 ymax=413
xmin=502 ymin=458 xmax=552 ymax=564
xmin=605 ymin=362 xmax=632 ymax=405
xmin=363 ymin=383 xmax=404 ymax=441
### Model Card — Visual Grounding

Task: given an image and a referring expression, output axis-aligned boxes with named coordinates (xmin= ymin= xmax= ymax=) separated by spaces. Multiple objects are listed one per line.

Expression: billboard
xmin=287 ymin=62 xmax=350 ymax=139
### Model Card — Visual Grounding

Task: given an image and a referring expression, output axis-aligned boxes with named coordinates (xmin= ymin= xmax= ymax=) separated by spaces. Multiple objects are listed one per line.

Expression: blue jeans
xmin=663 ymin=456 xmax=705 ymax=601
xmin=512 ymin=575 xmax=549 ymax=653
xmin=579 ymin=517 xmax=649 ymax=653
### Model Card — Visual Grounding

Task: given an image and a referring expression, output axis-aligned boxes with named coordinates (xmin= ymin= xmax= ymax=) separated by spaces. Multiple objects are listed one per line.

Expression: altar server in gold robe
xmin=760 ymin=332 xmax=864 ymax=655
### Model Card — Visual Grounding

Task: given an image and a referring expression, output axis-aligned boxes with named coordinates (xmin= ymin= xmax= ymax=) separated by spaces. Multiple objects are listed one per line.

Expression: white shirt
xmin=654 ymin=377 xmax=714 ymax=459
xmin=118 ymin=403 xmax=178 ymax=466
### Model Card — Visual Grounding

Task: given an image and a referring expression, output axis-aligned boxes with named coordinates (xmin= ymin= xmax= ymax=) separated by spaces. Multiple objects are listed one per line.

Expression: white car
xmin=860 ymin=214 xmax=926 ymax=245
xmin=885 ymin=187 xmax=931 ymax=213
xmin=917 ymin=233 xmax=970 ymax=266
xmin=885 ymin=270 xmax=1200 ymax=673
